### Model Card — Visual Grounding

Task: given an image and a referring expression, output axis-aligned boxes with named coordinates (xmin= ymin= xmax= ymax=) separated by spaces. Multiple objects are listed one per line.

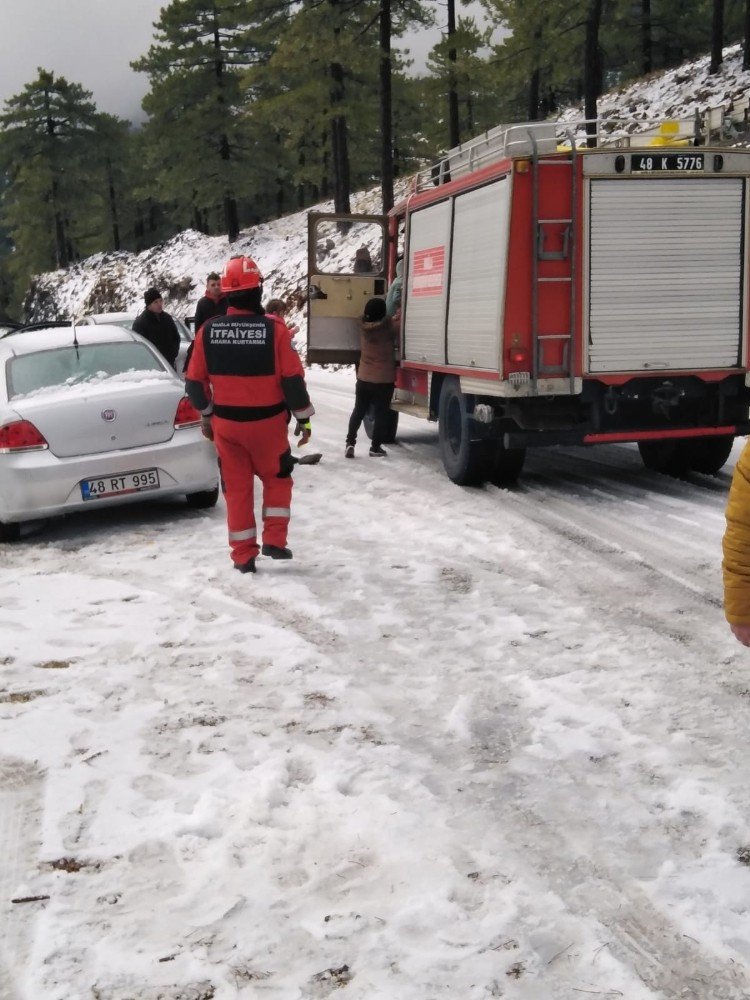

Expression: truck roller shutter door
xmin=447 ymin=178 xmax=511 ymax=371
xmin=588 ymin=178 xmax=743 ymax=373
xmin=404 ymin=201 xmax=452 ymax=365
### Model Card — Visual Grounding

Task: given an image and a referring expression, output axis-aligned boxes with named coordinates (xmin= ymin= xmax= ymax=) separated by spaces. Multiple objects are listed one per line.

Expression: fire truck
xmin=307 ymin=119 xmax=750 ymax=484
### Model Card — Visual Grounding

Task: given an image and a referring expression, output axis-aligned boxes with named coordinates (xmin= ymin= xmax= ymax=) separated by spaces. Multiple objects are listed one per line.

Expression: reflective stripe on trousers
xmin=212 ymin=412 xmax=294 ymax=565
xmin=228 ymin=527 xmax=257 ymax=541
xmin=262 ymin=507 xmax=290 ymax=519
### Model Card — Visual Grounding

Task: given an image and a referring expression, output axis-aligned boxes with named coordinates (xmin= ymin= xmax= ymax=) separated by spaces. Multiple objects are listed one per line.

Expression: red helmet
xmin=221 ymin=255 xmax=263 ymax=293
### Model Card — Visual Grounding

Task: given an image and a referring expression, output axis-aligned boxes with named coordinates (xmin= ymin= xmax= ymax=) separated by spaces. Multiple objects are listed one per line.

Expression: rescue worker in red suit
xmin=185 ymin=255 xmax=314 ymax=574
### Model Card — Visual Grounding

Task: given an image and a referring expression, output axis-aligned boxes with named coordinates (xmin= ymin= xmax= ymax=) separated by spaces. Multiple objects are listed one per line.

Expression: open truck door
xmin=307 ymin=212 xmax=388 ymax=364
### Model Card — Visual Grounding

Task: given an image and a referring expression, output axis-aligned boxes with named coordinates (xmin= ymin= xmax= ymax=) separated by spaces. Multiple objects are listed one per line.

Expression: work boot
xmin=262 ymin=544 xmax=293 ymax=560
xmin=345 ymin=444 xmax=355 ymax=458
xmin=234 ymin=558 xmax=256 ymax=574
xmin=369 ymin=444 xmax=387 ymax=457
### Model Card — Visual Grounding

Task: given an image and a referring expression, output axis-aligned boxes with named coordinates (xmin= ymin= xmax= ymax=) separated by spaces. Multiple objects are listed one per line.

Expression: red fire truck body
xmin=307 ymin=121 xmax=750 ymax=484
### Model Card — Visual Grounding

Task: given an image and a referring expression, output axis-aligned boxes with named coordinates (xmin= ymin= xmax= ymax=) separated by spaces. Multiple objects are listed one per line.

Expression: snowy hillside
xmin=24 ymin=185 xmax=400 ymax=337
xmin=25 ymin=43 xmax=750 ymax=327
xmin=560 ymin=41 xmax=750 ymax=132
xmin=7 ymin=41 xmax=750 ymax=1000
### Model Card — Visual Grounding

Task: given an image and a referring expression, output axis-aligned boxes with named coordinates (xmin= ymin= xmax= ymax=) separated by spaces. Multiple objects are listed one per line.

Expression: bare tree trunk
xmin=328 ymin=0 xmax=351 ymax=215
xmin=710 ymin=0 xmax=725 ymax=73
xmin=134 ymin=207 xmax=145 ymax=250
xmin=744 ymin=0 xmax=750 ymax=69
xmin=642 ymin=0 xmax=652 ymax=73
xmin=447 ymin=0 xmax=460 ymax=148
xmin=106 ymin=158 xmax=121 ymax=250
xmin=379 ymin=0 xmax=394 ymax=214
xmin=53 ymin=204 xmax=68 ymax=268
xmin=330 ymin=108 xmax=351 ymax=214
xmin=43 ymin=84 xmax=68 ymax=268
xmin=584 ymin=0 xmax=603 ymax=147
xmin=321 ymin=131 xmax=330 ymax=200
xmin=528 ymin=24 xmax=542 ymax=120
xmin=528 ymin=68 xmax=540 ymax=121
xmin=213 ymin=4 xmax=239 ymax=241
xmin=220 ymin=132 xmax=239 ymax=241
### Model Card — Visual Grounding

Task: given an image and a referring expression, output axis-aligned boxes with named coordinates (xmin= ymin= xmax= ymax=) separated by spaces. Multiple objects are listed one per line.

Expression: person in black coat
xmin=132 ymin=288 xmax=181 ymax=368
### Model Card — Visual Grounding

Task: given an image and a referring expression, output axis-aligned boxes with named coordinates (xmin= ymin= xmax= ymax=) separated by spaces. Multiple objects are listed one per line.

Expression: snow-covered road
xmin=2 ymin=366 xmax=750 ymax=1000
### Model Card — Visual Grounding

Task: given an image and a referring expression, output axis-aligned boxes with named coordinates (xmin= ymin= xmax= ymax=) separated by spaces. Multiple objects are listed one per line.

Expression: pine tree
xmin=247 ymin=0 xmax=381 ymax=212
xmin=0 ymin=69 xmax=116 ymax=307
xmin=245 ymin=0 xmax=432 ymax=215
xmin=425 ymin=16 xmax=496 ymax=150
xmin=479 ymin=0 xmax=579 ymax=123
xmin=132 ymin=0 xmax=275 ymax=241
xmin=95 ymin=114 xmax=136 ymax=252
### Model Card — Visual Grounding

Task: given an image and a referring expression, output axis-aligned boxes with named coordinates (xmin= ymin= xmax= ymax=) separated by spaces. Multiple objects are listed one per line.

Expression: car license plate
xmin=80 ymin=469 xmax=160 ymax=500
xmin=631 ymin=153 xmax=704 ymax=172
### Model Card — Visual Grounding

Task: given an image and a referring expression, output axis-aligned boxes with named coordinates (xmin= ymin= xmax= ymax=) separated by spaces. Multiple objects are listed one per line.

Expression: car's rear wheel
xmin=0 ymin=520 xmax=21 ymax=542
xmin=186 ymin=486 xmax=219 ymax=509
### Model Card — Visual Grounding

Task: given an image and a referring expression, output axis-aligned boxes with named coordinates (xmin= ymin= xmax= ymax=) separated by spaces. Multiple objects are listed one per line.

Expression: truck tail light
xmin=0 ymin=420 xmax=49 ymax=453
xmin=509 ymin=347 xmax=530 ymax=366
xmin=174 ymin=396 xmax=201 ymax=428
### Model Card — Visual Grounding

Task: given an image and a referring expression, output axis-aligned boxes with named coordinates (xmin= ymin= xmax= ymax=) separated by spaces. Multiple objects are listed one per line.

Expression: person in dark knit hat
xmin=345 ymin=296 xmax=396 ymax=458
xmin=132 ymin=288 xmax=181 ymax=368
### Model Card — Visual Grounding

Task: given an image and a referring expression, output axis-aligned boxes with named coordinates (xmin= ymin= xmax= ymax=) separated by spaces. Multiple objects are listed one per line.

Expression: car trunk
xmin=12 ymin=380 xmax=181 ymax=458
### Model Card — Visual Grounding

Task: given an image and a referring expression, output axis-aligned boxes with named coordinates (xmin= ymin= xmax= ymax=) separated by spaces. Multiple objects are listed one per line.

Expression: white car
xmin=81 ymin=311 xmax=194 ymax=372
xmin=0 ymin=325 xmax=219 ymax=541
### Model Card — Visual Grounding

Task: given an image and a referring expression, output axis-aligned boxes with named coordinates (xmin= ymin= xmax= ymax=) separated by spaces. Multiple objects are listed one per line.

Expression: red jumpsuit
xmin=185 ymin=308 xmax=314 ymax=566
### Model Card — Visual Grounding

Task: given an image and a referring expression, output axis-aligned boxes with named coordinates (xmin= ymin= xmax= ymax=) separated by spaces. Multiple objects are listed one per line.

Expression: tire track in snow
xmin=0 ymin=759 xmax=45 ymax=1000
xmin=1 ymin=375 xmax=744 ymax=996
xmin=409 ymin=659 xmax=750 ymax=998
xmin=297 ymin=405 xmax=750 ymax=994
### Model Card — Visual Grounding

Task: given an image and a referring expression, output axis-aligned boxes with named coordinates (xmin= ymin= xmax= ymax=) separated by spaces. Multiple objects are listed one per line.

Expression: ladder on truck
xmin=528 ymin=131 xmax=578 ymax=396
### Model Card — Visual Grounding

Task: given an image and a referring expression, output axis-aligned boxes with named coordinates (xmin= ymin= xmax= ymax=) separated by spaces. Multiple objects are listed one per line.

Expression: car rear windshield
xmin=6 ymin=343 xmax=166 ymax=399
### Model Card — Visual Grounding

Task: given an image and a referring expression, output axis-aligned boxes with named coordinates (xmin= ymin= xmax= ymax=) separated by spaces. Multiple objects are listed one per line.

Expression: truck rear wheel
xmin=0 ymin=519 xmax=21 ymax=542
xmin=488 ymin=440 xmax=526 ymax=487
xmin=363 ymin=405 xmax=399 ymax=444
xmin=637 ymin=439 xmax=690 ymax=476
xmin=682 ymin=435 xmax=734 ymax=475
xmin=438 ymin=377 xmax=488 ymax=485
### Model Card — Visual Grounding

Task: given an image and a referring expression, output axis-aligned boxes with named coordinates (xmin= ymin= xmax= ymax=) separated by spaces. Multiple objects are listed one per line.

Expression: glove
xmin=294 ymin=419 xmax=312 ymax=447
xmin=200 ymin=415 xmax=214 ymax=441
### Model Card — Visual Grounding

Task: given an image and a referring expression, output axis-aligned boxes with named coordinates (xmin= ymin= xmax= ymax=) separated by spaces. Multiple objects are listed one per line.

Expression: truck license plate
xmin=80 ymin=469 xmax=160 ymax=500
xmin=631 ymin=153 xmax=704 ymax=172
